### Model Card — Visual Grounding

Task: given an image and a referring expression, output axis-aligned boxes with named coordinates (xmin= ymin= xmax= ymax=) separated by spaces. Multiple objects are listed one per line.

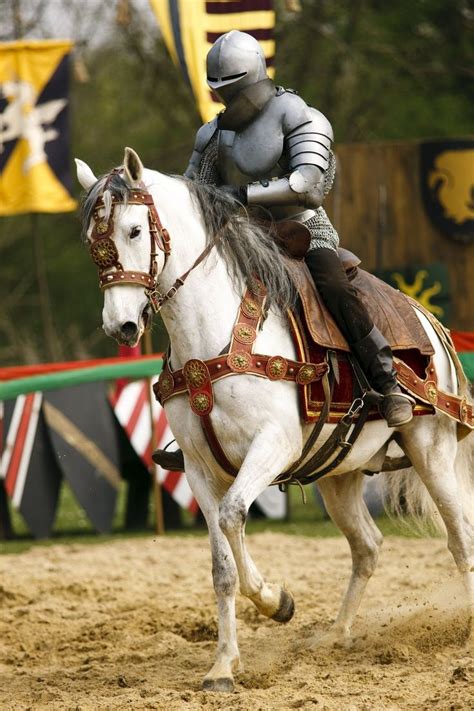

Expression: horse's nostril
xmin=121 ymin=321 xmax=138 ymax=339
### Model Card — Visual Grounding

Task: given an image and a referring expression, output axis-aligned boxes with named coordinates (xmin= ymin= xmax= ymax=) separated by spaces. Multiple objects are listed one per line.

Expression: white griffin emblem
xmin=0 ymin=79 xmax=66 ymax=173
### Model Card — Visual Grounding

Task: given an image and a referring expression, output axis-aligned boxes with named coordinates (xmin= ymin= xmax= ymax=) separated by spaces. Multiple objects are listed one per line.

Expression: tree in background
xmin=276 ymin=0 xmax=474 ymax=140
xmin=0 ymin=0 xmax=472 ymax=364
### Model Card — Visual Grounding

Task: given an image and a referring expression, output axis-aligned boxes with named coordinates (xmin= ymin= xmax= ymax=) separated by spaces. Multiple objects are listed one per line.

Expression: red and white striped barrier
xmin=111 ymin=380 xmax=198 ymax=514
xmin=0 ymin=393 xmax=42 ymax=507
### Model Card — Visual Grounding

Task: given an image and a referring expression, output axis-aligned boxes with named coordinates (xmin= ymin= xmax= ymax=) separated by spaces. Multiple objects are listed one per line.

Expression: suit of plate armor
xmin=186 ymin=34 xmax=413 ymax=426
xmin=152 ymin=32 xmax=414 ymax=470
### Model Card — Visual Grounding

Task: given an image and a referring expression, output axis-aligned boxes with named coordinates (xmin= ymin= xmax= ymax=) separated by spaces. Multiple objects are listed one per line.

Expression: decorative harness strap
xmin=89 ymin=185 xmax=171 ymax=310
xmin=154 ymin=278 xmax=473 ymax=482
xmin=154 ymin=280 xmax=329 ymax=407
xmin=394 ymin=358 xmax=473 ymax=428
xmin=153 ymin=279 xmax=330 ymax=476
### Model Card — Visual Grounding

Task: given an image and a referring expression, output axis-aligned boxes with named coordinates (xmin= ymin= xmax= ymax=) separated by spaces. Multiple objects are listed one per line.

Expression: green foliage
xmin=0 ymin=0 xmax=472 ymax=365
xmin=276 ymin=0 xmax=474 ymax=140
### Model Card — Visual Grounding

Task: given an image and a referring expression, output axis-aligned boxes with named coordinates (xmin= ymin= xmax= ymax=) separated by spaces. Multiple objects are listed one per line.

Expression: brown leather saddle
xmin=271 ymin=220 xmax=472 ymax=435
xmin=261 ymin=213 xmax=433 ymax=355
xmin=284 ymin=248 xmax=434 ymax=356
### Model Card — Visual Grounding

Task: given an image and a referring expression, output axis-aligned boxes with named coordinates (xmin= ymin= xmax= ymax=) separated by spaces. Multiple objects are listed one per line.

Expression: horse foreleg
xmin=185 ymin=462 xmax=240 ymax=692
xmin=218 ymin=428 xmax=297 ymax=623
xmin=311 ymin=471 xmax=383 ymax=648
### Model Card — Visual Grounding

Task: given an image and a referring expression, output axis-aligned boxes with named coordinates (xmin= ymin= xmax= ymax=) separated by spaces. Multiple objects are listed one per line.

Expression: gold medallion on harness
xmin=241 ymin=298 xmax=260 ymax=319
xmin=424 ymin=381 xmax=438 ymax=405
xmin=266 ymin=356 xmax=288 ymax=380
xmin=96 ymin=220 xmax=109 ymax=235
xmin=191 ymin=393 xmax=211 ymax=413
xmin=184 ymin=359 xmax=208 ymax=389
xmin=158 ymin=372 xmax=174 ymax=399
xmin=227 ymin=352 xmax=251 ymax=372
xmin=248 ymin=277 xmax=266 ymax=297
xmin=90 ymin=238 xmax=118 ymax=268
xmin=233 ymin=323 xmax=256 ymax=345
xmin=297 ymin=364 xmax=318 ymax=385
xmin=460 ymin=397 xmax=469 ymax=425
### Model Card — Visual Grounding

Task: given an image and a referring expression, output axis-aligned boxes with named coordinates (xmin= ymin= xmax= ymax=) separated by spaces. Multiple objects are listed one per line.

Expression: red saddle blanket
xmin=284 ymin=251 xmax=435 ymax=423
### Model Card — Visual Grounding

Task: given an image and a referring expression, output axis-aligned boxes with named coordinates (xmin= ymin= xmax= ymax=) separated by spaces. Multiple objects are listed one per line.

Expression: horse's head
xmin=76 ymin=147 xmax=170 ymax=346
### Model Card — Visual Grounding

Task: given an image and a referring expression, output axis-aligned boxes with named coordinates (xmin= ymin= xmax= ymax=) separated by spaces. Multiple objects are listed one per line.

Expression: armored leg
xmin=305 ymin=248 xmax=413 ymax=427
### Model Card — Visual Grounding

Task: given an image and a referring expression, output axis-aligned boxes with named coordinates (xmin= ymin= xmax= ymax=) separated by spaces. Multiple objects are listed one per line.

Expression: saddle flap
xmin=283 ymin=251 xmax=434 ymax=356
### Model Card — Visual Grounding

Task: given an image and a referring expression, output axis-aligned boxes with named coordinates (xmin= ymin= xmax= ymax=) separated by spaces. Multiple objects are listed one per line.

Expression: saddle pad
xmin=288 ymin=310 xmax=434 ymax=423
xmin=283 ymin=255 xmax=434 ymax=356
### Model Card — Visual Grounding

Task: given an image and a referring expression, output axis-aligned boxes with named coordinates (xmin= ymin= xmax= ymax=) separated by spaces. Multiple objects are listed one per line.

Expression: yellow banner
xmin=0 ymin=40 xmax=77 ymax=215
xmin=149 ymin=0 xmax=275 ymax=123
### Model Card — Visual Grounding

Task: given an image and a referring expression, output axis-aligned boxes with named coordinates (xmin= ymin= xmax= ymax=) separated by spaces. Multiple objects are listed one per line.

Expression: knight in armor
xmin=154 ymin=31 xmax=413 ymax=472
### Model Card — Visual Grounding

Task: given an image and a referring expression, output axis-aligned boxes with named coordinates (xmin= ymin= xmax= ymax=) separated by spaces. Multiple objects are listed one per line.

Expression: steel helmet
xmin=206 ymin=30 xmax=268 ymax=104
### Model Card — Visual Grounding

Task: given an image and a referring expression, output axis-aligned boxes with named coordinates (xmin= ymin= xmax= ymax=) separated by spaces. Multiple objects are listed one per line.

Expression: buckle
xmin=145 ymin=288 xmax=164 ymax=313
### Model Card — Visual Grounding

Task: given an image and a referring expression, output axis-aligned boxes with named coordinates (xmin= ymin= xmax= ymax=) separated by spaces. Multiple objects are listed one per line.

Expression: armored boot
xmin=305 ymin=248 xmax=414 ymax=428
xmin=152 ymin=448 xmax=185 ymax=472
xmin=352 ymin=326 xmax=414 ymax=427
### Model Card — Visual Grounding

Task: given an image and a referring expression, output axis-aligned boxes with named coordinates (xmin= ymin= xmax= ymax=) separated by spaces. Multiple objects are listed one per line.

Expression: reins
xmin=145 ymin=241 xmax=216 ymax=313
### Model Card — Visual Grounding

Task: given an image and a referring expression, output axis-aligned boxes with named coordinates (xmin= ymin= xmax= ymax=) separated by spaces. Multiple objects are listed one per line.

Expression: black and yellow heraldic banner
xmin=0 ymin=40 xmax=77 ymax=215
xmin=420 ymin=139 xmax=474 ymax=245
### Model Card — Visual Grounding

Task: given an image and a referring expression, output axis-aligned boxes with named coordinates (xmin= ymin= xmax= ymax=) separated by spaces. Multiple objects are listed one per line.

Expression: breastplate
xmin=217 ymin=102 xmax=286 ymax=185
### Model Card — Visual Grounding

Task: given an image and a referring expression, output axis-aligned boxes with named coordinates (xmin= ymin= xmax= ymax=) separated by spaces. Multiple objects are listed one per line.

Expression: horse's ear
xmin=123 ymin=147 xmax=144 ymax=186
xmin=75 ymin=158 xmax=97 ymax=190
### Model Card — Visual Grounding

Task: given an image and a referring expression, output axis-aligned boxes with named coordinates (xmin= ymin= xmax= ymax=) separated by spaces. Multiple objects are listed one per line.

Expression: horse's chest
xmin=218 ymin=113 xmax=284 ymax=183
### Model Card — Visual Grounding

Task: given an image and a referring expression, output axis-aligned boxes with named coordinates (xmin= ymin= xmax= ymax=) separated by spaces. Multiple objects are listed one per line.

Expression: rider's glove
xmin=219 ymin=184 xmax=248 ymax=205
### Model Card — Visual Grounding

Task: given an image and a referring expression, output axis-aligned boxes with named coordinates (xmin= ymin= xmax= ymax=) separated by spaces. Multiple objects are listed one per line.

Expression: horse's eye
xmin=130 ymin=225 xmax=141 ymax=239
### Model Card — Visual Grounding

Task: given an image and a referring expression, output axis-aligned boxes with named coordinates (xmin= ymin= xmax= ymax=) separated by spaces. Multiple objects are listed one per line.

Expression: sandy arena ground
xmin=0 ymin=532 xmax=472 ymax=710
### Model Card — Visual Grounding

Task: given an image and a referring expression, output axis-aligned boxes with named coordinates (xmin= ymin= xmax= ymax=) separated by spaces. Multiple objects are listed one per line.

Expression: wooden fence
xmin=325 ymin=140 xmax=474 ymax=331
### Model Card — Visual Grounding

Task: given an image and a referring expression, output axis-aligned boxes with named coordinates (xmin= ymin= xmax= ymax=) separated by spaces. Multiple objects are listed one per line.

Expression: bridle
xmin=88 ymin=170 xmax=214 ymax=313
xmin=88 ymin=171 xmax=171 ymax=313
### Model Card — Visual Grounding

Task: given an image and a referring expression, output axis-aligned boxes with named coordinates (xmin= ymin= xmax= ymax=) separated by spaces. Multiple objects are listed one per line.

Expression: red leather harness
xmin=153 ymin=279 xmax=330 ymax=475
xmin=89 ymin=186 xmax=171 ymax=312
xmin=88 ymin=175 xmax=473 ymax=483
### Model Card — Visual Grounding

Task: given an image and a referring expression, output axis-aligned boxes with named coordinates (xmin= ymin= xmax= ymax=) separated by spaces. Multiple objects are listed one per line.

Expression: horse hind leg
xmin=309 ymin=470 xmax=383 ymax=648
xmin=218 ymin=428 xmax=297 ymax=624
xmin=400 ymin=418 xmax=474 ymax=639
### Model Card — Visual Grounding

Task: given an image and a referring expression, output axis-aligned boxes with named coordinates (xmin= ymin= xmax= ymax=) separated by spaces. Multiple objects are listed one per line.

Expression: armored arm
xmin=247 ymin=95 xmax=334 ymax=209
xmin=184 ymin=118 xmax=219 ymax=182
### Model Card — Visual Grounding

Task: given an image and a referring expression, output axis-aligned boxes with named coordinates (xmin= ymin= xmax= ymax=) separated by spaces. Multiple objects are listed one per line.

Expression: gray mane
xmin=81 ymin=170 xmax=294 ymax=311
xmin=187 ymin=180 xmax=294 ymax=311
xmin=80 ymin=171 xmax=131 ymax=241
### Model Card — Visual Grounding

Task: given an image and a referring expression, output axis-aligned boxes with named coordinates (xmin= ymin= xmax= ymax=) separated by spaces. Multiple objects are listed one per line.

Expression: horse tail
xmin=382 ymin=429 xmax=474 ymax=535
xmin=382 ymin=313 xmax=474 ymax=534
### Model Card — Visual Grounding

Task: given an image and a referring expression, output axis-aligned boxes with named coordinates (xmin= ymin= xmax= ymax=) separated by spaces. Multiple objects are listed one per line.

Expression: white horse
xmin=76 ymin=148 xmax=474 ymax=693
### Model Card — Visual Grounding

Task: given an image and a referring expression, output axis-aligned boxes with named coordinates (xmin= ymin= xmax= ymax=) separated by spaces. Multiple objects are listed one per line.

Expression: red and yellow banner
xmin=0 ymin=40 xmax=77 ymax=215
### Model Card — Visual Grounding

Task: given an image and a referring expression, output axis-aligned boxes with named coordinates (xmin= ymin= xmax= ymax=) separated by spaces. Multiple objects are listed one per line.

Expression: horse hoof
xmin=202 ymin=677 xmax=234 ymax=693
xmin=272 ymin=588 xmax=295 ymax=624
